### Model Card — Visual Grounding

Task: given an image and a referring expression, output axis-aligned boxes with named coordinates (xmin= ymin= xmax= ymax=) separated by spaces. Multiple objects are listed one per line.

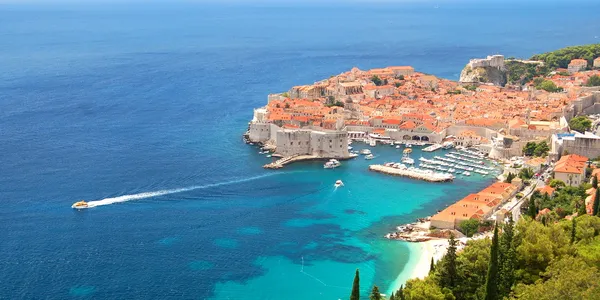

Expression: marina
xmin=422 ymin=144 xmax=442 ymax=152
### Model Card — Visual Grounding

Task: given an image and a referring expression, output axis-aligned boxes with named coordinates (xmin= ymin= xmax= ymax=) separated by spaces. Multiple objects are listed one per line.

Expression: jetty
xmin=264 ymin=153 xmax=358 ymax=169
xmin=369 ymin=164 xmax=454 ymax=182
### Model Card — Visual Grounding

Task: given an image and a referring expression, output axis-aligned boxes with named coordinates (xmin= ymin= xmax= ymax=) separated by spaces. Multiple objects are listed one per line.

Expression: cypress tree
xmin=396 ymin=285 xmax=405 ymax=300
xmin=440 ymin=233 xmax=458 ymax=288
xmin=593 ymin=175 xmax=598 ymax=189
xmin=389 ymin=291 xmax=395 ymax=300
xmin=527 ymin=199 xmax=537 ymax=219
xmin=350 ymin=269 xmax=360 ymax=300
xmin=594 ymin=188 xmax=600 ymax=216
xmin=484 ymin=226 xmax=500 ymax=300
xmin=571 ymin=218 xmax=577 ymax=244
xmin=499 ymin=217 xmax=515 ymax=298
xmin=370 ymin=285 xmax=381 ymax=300
xmin=430 ymin=257 xmax=435 ymax=273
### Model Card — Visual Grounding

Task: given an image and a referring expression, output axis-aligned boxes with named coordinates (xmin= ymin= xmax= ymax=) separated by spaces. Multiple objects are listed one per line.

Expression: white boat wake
xmin=84 ymin=172 xmax=289 ymax=208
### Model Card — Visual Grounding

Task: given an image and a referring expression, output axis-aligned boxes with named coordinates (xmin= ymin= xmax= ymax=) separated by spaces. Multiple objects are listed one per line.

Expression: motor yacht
xmin=71 ymin=201 xmax=89 ymax=209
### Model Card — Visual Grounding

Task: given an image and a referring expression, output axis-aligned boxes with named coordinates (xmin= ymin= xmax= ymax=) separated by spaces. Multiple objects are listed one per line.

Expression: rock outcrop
xmin=459 ymin=64 xmax=508 ymax=86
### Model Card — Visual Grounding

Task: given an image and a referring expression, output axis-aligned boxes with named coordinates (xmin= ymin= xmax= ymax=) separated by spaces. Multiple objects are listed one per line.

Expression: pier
xmin=369 ymin=165 xmax=454 ymax=182
xmin=264 ymin=154 xmax=358 ymax=169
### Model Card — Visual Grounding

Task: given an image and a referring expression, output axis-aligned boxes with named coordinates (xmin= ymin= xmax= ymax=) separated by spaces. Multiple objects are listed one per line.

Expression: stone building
xmin=594 ymin=57 xmax=600 ymax=69
xmin=567 ymin=59 xmax=588 ymax=74
xmin=553 ymin=154 xmax=588 ymax=186
xmin=468 ymin=55 xmax=505 ymax=69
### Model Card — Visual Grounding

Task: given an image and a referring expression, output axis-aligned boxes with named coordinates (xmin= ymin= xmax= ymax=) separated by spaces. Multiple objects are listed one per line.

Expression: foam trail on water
xmin=85 ymin=172 xmax=292 ymax=208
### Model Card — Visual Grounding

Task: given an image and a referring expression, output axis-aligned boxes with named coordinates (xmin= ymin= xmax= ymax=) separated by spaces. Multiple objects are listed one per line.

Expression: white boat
xmin=348 ymin=146 xmax=353 ymax=150
xmin=442 ymin=142 xmax=454 ymax=150
xmin=406 ymin=144 xmax=412 ymax=148
xmin=71 ymin=201 xmax=89 ymax=209
xmin=324 ymin=159 xmax=341 ymax=169
xmin=369 ymin=139 xmax=376 ymax=147
xmin=360 ymin=149 xmax=372 ymax=155
xmin=401 ymin=157 xmax=414 ymax=164
xmin=395 ymin=145 xmax=401 ymax=149
xmin=335 ymin=180 xmax=344 ymax=187
xmin=462 ymin=171 xmax=471 ymax=176
xmin=365 ymin=154 xmax=374 ymax=160
xmin=448 ymin=168 xmax=455 ymax=173
xmin=266 ymin=155 xmax=272 ymax=158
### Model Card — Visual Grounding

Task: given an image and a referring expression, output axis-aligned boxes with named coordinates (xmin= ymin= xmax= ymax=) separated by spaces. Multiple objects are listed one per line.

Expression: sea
xmin=1 ymin=0 xmax=599 ymax=299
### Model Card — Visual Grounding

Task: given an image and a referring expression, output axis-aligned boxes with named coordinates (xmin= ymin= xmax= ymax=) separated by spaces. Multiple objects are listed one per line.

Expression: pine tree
xmin=430 ymin=257 xmax=435 ymax=273
xmin=594 ymin=188 xmax=600 ymax=216
xmin=571 ymin=218 xmax=577 ymax=244
xmin=485 ymin=226 xmax=500 ymax=300
xmin=350 ymin=269 xmax=360 ymax=300
xmin=499 ymin=217 xmax=516 ymax=298
xmin=440 ymin=233 xmax=458 ymax=288
xmin=389 ymin=291 xmax=395 ymax=300
xmin=593 ymin=175 xmax=598 ymax=189
xmin=370 ymin=285 xmax=381 ymax=300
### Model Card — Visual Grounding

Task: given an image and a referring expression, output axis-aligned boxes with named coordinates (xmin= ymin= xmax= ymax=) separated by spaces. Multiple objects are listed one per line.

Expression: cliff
xmin=459 ymin=65 xmax=507 ymax=86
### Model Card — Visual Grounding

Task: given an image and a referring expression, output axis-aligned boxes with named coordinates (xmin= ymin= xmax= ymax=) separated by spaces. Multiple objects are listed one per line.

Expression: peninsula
xmin=246 ymin=44 xmax=600 ymax=167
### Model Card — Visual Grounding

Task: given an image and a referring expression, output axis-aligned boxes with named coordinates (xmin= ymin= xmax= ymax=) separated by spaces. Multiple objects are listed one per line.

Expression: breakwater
xmin=369 ymin=165 xmax=454 ymax=182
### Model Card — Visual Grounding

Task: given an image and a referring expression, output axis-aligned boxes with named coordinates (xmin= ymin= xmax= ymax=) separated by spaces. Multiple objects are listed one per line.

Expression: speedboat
xmin=335 ymin=180 xmax=344 ymax=188
xmin=462 ymin=171 xmax=471 ymax=176
xmin=360 ymin=149 xmax=372 ymax=155
xmin=324 ymin=159 xmax=341 ymax=169
xmin=71 ymin=201 xmax=89 ymax=209
xmin=395 ymin=145 xmax=401 ymax=149
xmin=365 ymin=154 xmax=374 ymax=160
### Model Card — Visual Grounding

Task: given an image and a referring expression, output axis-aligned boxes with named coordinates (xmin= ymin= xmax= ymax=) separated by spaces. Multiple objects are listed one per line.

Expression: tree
xmin=549 ymin=179 xmax=566 ymax=189
xmin=519 ymin=168 xmax=535 ymax=180
xmin=522 ymin=142 xmax=537 ymax=156
xmin=593 ymin=175 xmax=598 ymax=189
xmin=370 ymin=285 xmax=382 ymax=300
xmin=396 ymin=75 xmax=405 ymax=80
xmin=403 ymin=278 xmax=448 ymax=300
xmin=513 ymin=256 xmax=600 ymax=300
xmin=536 ymin=80 xmax=562 ymax=93
xmin=452 ymin=238 xmax=492 ymax=299
xmin=499 ymin=217 xmax=516 ymax=298
xmin=371 ymin=75 xmax=383 ymax=86
xmin=594 ymin=188 xmax=600 ymax=216
xmin=484 ymin=226 xmax=500 ymax=300
xmin=505 ymin=173 xmax=515 ymax=183
xmin=396 ymin=285 xmax=405 ymax=300
xmin=439 ymin=234 xmax=458 ymax=288
xmin=586 ymin=74 xmax=600 ymax=87
xmin=571 ymin=218 xmax=577 ymax=244
xmin=533 ymin=141 xmax=550 ymax=157
xmin=569 ymin=116 xmax=592 ymax=133
xmin=350 ymin=269 xmax=360 ymax=300
xmin=430 ymin=257 xmax=435 ymax=273
xmin=527 ymin=197 xmax=538 ymax=219
xmin=458 ymin=219 xmax=479 ymax=237
xmin=389 ymin=292 xmax=395 ymax=300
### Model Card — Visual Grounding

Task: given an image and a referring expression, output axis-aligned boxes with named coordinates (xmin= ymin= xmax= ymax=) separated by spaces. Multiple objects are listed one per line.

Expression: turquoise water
xmin=1 ymin=1 xmax=599 ymax=299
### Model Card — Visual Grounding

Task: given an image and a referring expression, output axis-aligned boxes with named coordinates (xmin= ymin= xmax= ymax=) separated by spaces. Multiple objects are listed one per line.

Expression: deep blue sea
xmin=1 ymin=0 xmax=600 ymax=299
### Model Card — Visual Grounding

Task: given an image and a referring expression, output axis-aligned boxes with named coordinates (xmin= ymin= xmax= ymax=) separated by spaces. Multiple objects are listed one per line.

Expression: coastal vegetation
xmin=530 ymin=44 xmax=600 ymax=69
xmin=505 ymin=61 xmax=548 ymax=85
xmin=568 ymin=116 xmax=592 ymax=133
xmin=393 ymin=214 xmax=600 ymax=300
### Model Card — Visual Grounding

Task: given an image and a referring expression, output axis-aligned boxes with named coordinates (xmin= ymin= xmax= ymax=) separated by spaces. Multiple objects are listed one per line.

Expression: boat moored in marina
xmin=71 ymin=201 xmax=89 ymax=209
xmin=365 ymin=154 xmax=374 ymax=160
xmin=462 ymin=171 xmax=471 ymax=176
xmin=324 ymin=159 xmax=341 ymax=169
xmin=360 ymin=149 xmax=372 ymax=155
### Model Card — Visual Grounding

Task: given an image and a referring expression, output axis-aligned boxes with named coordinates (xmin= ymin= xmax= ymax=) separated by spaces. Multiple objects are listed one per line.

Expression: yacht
xmin=335 ymin=180 xmax=344 ymax=188
xmin=72 ymin=201 xmax=89 ymax=209
xmin=365 ymin=154 xmax=375 ymax=160
xmin=448 ymin=168 xmax=455 ymax=173
xmin=401 ymin=152 xmax=414 ymax=165
xmin=360 ymin=149 xmax=372 ymax=155
xmin=442 ymin=142 xmax=454 ymax=150
xmin=395 ymin=145 xmax=401 ymax=149
xmin=462 ymin=171 xmax=471 ymax=176
xmin=324 ymin=159 xmax=341 ymax=169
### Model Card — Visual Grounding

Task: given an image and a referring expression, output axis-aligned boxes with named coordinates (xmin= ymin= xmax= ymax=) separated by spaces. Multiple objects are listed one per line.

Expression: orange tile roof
xmin=554 ymin=154 xmax=588 ymax=174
